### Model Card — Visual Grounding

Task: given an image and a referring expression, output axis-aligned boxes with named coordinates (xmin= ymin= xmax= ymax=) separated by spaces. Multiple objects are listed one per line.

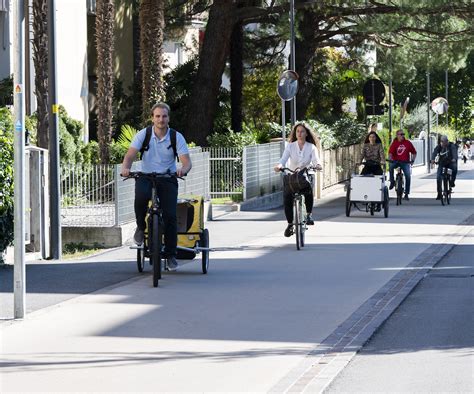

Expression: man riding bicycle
xmin=274 ymin=122 xmax=322 ymax=237
xmin=388 ymin=129 xmax=417 ymax=201
xmin=431 ymin=135 xmax=458 ymax=200
xmin=121 ymin=102 xmax=192 ymax=271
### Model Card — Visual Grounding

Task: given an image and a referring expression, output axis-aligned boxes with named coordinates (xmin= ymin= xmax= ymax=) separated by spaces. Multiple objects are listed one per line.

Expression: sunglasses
xmin=397 ymin=133 xmax=405 ymax=136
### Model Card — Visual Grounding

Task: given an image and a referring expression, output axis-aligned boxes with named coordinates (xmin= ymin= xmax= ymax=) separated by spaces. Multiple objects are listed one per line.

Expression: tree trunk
xmin=32 ymin=0 xmax=49 ymax=149
xmin=184 ymin=0 xmax=236 ymax=146
xmin=139 ymin=0 xmax=165 ymax=123
xmin=230 ymin=22 xmax=244 ymax=133
xmin=295 ymin=9 xmax=320 ymax=120
xmin=95 ymin=0 xmax=115 ymax=164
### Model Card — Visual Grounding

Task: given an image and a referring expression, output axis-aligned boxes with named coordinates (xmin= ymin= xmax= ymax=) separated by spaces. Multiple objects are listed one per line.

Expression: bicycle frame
xmin=124 ymin=171 xmax=179 ymax=287
xmin=387 ymin=160 xmax=412 ymax=205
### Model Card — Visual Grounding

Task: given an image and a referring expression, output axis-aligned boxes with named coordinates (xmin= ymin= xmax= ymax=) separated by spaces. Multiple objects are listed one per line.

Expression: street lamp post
xmin=426 ymin=71 xmax=431 ymax=174
xmin=289 ymin=0 xmax=296 ymax=126
xmin=47 ymin=0 xmax=62 ymax=259
xmin=13 ymin=0 xmax=26 ymax=319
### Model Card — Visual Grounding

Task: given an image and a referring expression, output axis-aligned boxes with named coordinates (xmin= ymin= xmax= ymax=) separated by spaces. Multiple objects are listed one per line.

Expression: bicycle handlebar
xmin=122 ymin=171 xmax=185 ymax=181
xmin=386 ymin=159 xmax=414 ymax=164
xmin=278 ymin=166 xmax=321 ymax=174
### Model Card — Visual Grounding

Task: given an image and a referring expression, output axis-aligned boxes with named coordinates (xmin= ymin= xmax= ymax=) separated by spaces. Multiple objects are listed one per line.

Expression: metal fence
xmin=411 ymin=137 xmax=437 ymax=167
xmin=202 ymin=147 xmax=243 ymax=198
xmin=61 ymin=164 xmax=115 ymax=226
xmin=61 ymin=148 xmax=210 ymax=227
xmin=243 ymin=142 xmax=283 ymax=200
xmin=321 ymin=143 xmax=362 ymax=189
xmin=115 ymin=148 xmax=210 ymax=225
xmin=65 ymin=138 xmax=433 ymax=226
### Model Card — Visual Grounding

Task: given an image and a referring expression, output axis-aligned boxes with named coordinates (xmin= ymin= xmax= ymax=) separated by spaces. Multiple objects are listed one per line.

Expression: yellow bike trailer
xmin=176 ymin=195 xmax=210 ymax=274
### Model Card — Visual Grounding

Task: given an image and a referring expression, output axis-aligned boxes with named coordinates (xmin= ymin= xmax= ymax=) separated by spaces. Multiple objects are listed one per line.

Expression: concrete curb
xmin=269 ymin=214 xmax=474 ymax=393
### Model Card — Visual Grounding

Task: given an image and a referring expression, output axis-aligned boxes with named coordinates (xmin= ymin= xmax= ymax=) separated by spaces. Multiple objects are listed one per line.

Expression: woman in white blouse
xmin=274 ymin=122 xmax=322 ymax=237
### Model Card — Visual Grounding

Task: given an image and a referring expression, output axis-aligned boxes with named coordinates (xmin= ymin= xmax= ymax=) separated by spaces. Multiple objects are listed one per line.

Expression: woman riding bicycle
xmin=361 ymin=128 xmax=385 ymax=175
xmin=274 ymin=122 xmax=322 ymax=237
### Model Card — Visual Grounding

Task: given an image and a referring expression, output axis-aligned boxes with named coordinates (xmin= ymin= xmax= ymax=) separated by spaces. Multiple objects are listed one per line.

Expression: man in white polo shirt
xmin=121 ymin=102 xmax=192 ymax=271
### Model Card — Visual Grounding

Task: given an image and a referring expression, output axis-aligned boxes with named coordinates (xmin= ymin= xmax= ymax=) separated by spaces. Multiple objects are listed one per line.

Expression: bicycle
xmin=123 ymin=171 xmax=182 ymax=287
xmin=279 ymin=167 xmax=317 ymax=250
xmin=440 ymin=166 xmax=453 ymax=206
xmin=346 ymin=161 xmax=389 ymax=218
xmin=386 ymin=160 xmax=412 ymax=206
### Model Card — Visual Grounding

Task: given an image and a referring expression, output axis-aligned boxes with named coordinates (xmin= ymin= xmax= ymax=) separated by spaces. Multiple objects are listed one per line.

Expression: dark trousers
xmin=361 ymin=163 xmax=383 ymax=175
xmin=389 ymin=162 xmax=411 ymax=194
xmin=283 ymin=185 xmax=313 ymax=224
xmin=437 ymin=163 xmax=458 ymax=194
xmin=135 ymin=177 xmax=178 ymax=257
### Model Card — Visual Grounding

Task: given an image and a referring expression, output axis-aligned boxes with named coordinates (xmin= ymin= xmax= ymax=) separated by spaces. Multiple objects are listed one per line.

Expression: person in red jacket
xmin=388 ymin=129 xmax=417 ymax=200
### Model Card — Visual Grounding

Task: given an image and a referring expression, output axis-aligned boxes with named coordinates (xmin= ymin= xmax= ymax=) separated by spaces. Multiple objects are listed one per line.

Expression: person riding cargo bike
xmin=121 ymin=102 xmax=192 ymax=272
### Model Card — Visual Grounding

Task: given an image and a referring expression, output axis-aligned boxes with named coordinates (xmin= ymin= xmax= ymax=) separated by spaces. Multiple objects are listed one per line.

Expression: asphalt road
xmin=0 ymin=162 xmax=472 ymax=392
xmin=326 ymin=231 xmax=474 ymax=393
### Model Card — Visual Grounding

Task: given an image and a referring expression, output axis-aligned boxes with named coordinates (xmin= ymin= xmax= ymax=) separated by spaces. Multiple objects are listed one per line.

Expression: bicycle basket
xmin=284 ymin=169 xmax=311 ymax=193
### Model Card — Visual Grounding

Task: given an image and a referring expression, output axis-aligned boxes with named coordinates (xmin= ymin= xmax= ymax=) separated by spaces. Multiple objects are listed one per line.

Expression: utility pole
xmin=290 ymin=0 xmax=296 ymax=126
xmin=445 ymin=70 xmax=449 ymax=127
xmin=388 ymin=78 xmax=393 ymax=142
xmin=47 ymin=0 xmax=62 ymax=259
xmin=426 ymin=71 xmax=431 ymax=174
xmin=13 ymin=0 xmax=26 ymax=318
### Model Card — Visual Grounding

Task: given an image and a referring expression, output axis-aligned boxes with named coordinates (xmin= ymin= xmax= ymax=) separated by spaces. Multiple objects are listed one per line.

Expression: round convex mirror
xmin=277 ymin=70 xmax=299 ymax=101
xmin=400 ymin=97 xmax=410 ymax=119
xmin=431 ymin=97 xmax=448 ymax=115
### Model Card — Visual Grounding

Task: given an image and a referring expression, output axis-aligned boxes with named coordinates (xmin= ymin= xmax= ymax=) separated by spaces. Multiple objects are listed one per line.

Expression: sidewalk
xmin=0 ymin=162 xmax=473 ymax=393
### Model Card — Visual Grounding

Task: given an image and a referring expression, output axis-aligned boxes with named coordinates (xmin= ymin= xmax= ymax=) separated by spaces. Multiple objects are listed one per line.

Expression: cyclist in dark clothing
xmin=431 ymin=135 xmax=458 ymax=200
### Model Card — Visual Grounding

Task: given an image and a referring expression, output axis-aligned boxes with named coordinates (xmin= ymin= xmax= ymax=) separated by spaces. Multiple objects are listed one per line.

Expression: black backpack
xmin=139 ymin=126 xmax=179 ymax=161
xmin=438 ymin=143 xmax=453 ymax=165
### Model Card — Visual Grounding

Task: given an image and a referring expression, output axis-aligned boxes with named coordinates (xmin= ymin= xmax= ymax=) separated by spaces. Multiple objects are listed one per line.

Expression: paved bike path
xmin=1 ymin=164 xmax=473 ymax=392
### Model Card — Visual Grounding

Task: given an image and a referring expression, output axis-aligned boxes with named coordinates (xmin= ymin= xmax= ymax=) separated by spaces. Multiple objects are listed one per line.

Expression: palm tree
xmin=32 ymin=0 xmax=49 ymax=149
xmin=139 ymin=0 xmax=165 ymax=122
xmin=95 ymin=0 xmax=115 ymax=163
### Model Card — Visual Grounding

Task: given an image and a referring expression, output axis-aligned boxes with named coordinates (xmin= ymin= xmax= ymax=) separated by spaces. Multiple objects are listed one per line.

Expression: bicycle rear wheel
xmin=151 ymin=214 xmax=162 ymax=287
xmin=345 ymin=187 xmax=351 ymax=217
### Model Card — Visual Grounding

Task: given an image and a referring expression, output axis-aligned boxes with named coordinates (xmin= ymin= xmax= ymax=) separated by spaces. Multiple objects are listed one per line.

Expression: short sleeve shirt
xmin=130 ymin=127 xmax=189 ymax=173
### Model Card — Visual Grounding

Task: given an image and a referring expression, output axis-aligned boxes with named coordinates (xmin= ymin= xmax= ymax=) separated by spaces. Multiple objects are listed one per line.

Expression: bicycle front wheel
xmin=441 ymin=176 xmax=448 ymax=206
xmin=396 ymin=175 xmax=403 ymax=206
xmin=151 ymin=214 xmax=162 ymax=287
xmin=294 ymin=199 xmax=301 ymax=250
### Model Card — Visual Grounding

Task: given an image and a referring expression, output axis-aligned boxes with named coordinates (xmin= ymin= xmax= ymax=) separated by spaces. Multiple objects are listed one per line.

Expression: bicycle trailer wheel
xmin=201 ymin=228 xmax=210 ymax=274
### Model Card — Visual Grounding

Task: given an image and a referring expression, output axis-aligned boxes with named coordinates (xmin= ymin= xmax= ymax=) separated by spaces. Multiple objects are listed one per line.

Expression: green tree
xmin=95 ymin=0 xmax=115 ymax=163
xmin=32 ymin=0 xmax=49 ymax=150
xmin=140 ymin=0 xmax=166 ymax=122
xmin=185 ymin=0 xmax=474 ymax=145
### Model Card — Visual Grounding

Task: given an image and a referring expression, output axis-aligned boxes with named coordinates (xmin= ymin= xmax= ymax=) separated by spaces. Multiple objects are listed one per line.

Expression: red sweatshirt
xmin=389 ymin=139 xmax=417 ymax=162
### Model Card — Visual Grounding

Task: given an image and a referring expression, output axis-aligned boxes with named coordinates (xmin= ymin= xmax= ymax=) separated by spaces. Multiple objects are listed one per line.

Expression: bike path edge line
xmin=268 ymin=213 xmax=474 ymax=394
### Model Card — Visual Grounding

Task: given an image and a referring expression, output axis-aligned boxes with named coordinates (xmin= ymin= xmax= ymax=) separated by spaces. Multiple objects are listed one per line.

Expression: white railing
xmin=243 ymin=142 xmax=283 ymax=200
xmin=61 ymin=164 xmax=115 ymax=227
xmin=202 ymin=147 xmax=243 ymax=198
